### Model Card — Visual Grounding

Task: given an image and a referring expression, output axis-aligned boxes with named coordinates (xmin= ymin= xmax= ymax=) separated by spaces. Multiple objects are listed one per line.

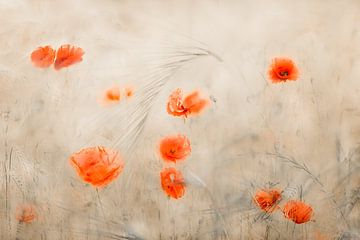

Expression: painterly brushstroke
xmin=159 ymin=134 xmax=191 ymax=163
xmin=30 ymin=46 xmax=56 ymax=68
xmin=160 ymin=167 xmax=186 ymax=199
xmin=54 ymin=44 xmax=84 ymax=70
xmin=283 ymin=200 xmax=313 ymax=224
xmin=253 ymin=189 xmax=282 ymax=212
xmin=167 ymin=88 xmax=210 ymax=118
xmin=15 ymin=204 xmax=37 ymax=224
xmin=268 ymin=57 xmax=299 ymax=83
xmin=69 ymin=146 xmax=124 ymax=187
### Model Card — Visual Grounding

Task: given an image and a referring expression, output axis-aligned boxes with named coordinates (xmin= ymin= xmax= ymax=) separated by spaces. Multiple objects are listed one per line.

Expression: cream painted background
xmin=1 ymin=0 xmax=360 ymax=239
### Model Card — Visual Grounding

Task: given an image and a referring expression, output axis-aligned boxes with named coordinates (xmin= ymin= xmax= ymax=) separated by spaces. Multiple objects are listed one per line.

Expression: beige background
xmin=1 ymin=0 xmax=360 ymax=239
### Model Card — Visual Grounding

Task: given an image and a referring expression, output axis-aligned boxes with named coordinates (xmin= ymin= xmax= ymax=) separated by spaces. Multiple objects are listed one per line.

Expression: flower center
xmin=170 ymin=173 xmax=175 ymax=182
xmin=279 ymin=71 xmax=288 ymax=77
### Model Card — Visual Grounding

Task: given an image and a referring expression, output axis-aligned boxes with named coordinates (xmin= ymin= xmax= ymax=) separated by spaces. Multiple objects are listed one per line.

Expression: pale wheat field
xmin=1 ymin=0 xmax=360 ymax=239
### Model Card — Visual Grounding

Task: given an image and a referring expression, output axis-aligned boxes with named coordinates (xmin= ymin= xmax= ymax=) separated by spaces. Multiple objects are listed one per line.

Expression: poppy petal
xmin=54 ymin=44 xmax=84 ymax=70
xmin=30 ymin=46 xmax=56 ymax=68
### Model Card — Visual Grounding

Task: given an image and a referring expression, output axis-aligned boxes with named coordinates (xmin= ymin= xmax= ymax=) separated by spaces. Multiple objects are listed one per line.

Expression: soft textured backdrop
xmin=1 ymin=0 xmax=360 ymax=239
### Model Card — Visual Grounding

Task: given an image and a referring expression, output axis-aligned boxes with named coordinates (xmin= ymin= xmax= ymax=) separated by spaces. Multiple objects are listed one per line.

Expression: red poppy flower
xmin=159 ymin=134 xmax=191 ymax=163
xmin=69 ymin=146 xmax=124 ymax=187
xmin=167 ymin=88 xmax=210 ymax=118
xmin=167 ymin=88 xmax=187 ymax=117
xmin=160 ymin=168 xmax=186 ymax=199
xmin=54 ymin=44 xmax=84 ymax=70
xmin=253 ymin=189 xmax=282 ymax=212
xmin=268 ymin=57 xmax=299 ymax=83
xmin=16 ymin=204 xmax=37 ymax=223
xmin=283 ymin=200 xmax=313 ymax=224
xmin=30 ymin=46 xmax=56 ymax=68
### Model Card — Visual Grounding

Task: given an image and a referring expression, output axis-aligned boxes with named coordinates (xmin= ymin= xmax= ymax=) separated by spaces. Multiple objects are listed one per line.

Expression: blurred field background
xmin=1 ymin=0 xmax=360 ymax=239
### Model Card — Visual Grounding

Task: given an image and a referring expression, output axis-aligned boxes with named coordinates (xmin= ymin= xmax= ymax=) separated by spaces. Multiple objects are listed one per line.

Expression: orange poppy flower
xmin=167 ymin=88 xmax=187 ymax=117
xmin=283 ymin=200 xmax=313 ymax=224
xmin=167 ymin=88 xmax=210 ymax=118
xmin=54 ymin=44 xmax=84 ymax=70
xmin=160 ymin=168 xmax=186 ymax=199
xmin=69 ymin=146 xmax=124 ymax=187
xmin=30 ymin=46 xmax=56 ymax=68
xmin=268 ymin=57 xmax=299 ymax=83
xmin=253 ymin=189 xmax=282 ymax=212
xmin=15 ymin=204 xmax=37 ymax=223
xmin=159 ymin=134 xmax=191 ymax=163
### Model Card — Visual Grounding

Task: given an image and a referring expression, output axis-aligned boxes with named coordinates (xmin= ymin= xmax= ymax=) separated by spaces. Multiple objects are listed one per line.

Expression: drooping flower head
xmin=159 ymin=134 xmax=191 ymax=163
xmin=30 ymin=46 xmax=56 ymax=68
xmin=268 ymin=57 xmax=299 ymax=83
xmin=54 ymin=44 xmax=84 ymax=70
xmin=167 ymin=88 xmax=210 ymax=118
xmin=253 ymin=188 xmax=282 ymax=213
xmin=160 ymin=168 xmax=186 ymax=199
xmin=283 ymin=200 xmax=313 ymax=224
xmin=69 ymin=146 xmax=124 ymax=187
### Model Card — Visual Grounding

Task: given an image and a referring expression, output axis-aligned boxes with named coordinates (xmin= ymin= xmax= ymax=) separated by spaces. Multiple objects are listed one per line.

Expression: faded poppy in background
xmin=283 ymin=200 xmax=313 ymax=224
xmin=99 ymin=85 xmax=135 ymax=106
xmin=159 ymin=134 xmax=191 ymax=163
xmin=16 ymin=204 xmax=37 ymax=224
xmin=30 ymin=46 xmax=56 ymax=68
xmin=69 ymin=146 xmax=124 ymax=187
xmin=54 ymin=44 xmax=84 ymax=70
xmin=125 ymin=86 xmax=134 ymax=98
xmin=160 ymin=168 xmax=186 ymax=199
xmin=100 ymin=86 xmax=121 ymax=106
xmin=253 ymin=188 xmax=282 ymax=212
xmin=105 ymin=87 xmax=121 ymax=102
xmin=167 ymin=88 xmax=210 ymax=118
xmin=268 ymin=57 xmax=299 ymax=83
